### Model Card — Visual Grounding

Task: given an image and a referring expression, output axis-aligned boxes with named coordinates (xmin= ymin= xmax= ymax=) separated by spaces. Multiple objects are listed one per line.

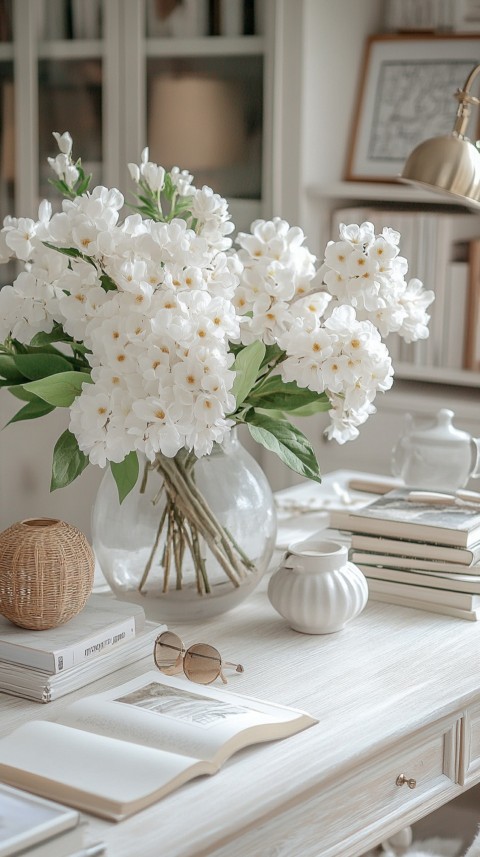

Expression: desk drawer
xmin=208 ymin=721 xmax=459 ymax=857
xmin=462 ymin=702 xmax=480 ymax=785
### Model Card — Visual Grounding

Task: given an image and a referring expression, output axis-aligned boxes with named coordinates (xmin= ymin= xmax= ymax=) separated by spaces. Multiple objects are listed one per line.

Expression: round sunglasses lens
xmin=154 ymin=631 xmax=183 ymax=674
xmin=183 ymin=643 xmax=221 ymax=685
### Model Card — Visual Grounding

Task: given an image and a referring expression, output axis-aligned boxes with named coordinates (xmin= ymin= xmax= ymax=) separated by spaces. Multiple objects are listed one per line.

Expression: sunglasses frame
xmin=154 ymin=631 xmax=244 ymax=685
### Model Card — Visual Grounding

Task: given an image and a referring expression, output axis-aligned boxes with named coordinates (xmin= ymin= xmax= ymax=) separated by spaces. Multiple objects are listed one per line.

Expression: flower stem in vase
xmin=138 ymin=452 xmax=255 ymax=595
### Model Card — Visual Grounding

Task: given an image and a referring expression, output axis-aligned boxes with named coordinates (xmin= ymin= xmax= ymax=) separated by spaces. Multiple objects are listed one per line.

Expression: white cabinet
xmin=0 ymin=0 xmax=296 ymax=533
xmin=2 ymin=0 xmax=277 ymax=231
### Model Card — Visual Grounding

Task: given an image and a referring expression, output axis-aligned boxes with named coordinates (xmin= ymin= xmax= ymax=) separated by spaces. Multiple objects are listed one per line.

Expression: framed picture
xmin=453 ymin=0 xmax=480 ymax=32
xmin=345 ymin=34 xmax=480 ymax=182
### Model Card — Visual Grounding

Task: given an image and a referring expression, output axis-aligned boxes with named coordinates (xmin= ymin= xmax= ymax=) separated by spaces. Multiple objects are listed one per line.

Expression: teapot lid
xmin=409 ymin=409 xmax=470 ymax=447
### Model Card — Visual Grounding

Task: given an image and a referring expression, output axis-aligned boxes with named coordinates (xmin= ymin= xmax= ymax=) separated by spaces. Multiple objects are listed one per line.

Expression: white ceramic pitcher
xmin=391 ymin=409 xmax=480 ymax=491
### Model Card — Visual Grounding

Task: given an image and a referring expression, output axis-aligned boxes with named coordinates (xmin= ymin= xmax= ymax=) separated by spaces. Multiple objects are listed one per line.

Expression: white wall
xmin=300 ymin=0 xmax=383 ymax=254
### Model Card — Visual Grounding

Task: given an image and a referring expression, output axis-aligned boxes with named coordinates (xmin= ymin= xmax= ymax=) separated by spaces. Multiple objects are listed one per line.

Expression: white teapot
xmin=391 ymin=408 xmax=480 ymax=491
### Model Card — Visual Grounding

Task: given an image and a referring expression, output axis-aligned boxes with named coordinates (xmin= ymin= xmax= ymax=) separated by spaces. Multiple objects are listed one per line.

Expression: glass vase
xmin=91 ymin=431 xmax=277 ymax=622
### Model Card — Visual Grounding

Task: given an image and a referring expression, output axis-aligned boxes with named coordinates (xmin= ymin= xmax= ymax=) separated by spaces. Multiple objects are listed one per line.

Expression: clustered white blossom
xmin=236 ymin=218 xmax=433 ymax=441
xmin=0 ymin=133 xmax=434 ymax=466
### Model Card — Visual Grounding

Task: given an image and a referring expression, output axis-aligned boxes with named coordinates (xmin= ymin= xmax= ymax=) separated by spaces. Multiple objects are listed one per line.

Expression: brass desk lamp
xmin=400 ymin=63 xmax=480 ymax=209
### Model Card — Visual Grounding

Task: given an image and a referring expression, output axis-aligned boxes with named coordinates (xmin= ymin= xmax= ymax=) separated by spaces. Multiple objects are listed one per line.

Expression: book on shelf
xmin=146 ymin=0 xmax=209 ymax=37
xmin=71 ymin=0 xmax=102 ymax=39
xmin=0 ymin=595 xmax=145 ymax=673
xmin=350 ymin=533 xmax=480 ymax=566
xmin=219 ymin=0 xmax=243 ymax=35
xmin=443 ymin=261 xmax=469 ymax=371
xmin=0 ymin=782 xmax=83 ymax=857
xmin=465 ymin=238 xmax=480 ymax=372
xmin=366 ymin=575 xmax=480 ymax=611
xmin=330 ymin=489 xmax=480 ymax=549
xmin=0 ymin=672 xmax=317 ymax=821
xmin=351 ymin=551 xmax=480 ymax=576
xmin=357 ymin=562 xmax=480 ymax=595
xmin=0 ymin=621 xmax=164 ymax=703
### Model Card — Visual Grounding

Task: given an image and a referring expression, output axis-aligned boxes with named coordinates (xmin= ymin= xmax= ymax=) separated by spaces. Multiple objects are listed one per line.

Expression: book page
xmin=0 ymin=721 xmax=207 ymax=821
xmin=60 ymin=671 xmax=316 ymax=763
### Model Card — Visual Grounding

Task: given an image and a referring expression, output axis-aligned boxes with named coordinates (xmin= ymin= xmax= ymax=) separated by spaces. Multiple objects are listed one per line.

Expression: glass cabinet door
xmin=140 ymin=0 xmax=268 ymax=228
xmin=38 ymin=57 xmax=103 ymax=201
xmin=146 ymin=54 xmax=263 ymax=201
xmin=37 ymin=0 xmax=104 ymax=203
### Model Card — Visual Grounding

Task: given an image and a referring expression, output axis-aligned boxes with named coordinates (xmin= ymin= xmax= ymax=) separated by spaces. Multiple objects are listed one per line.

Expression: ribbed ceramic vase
xmin=268 ymin=539 xmax=368 ymax=634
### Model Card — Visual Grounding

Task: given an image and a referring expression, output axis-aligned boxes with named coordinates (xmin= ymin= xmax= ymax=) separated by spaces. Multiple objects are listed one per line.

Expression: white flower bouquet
xmin=0 ymin=133 xmax=434 ymax=592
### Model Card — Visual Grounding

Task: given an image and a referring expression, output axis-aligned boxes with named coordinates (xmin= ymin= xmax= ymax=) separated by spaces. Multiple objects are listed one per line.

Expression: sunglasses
xmin=154 ymin=631 xmax=244 ymax=685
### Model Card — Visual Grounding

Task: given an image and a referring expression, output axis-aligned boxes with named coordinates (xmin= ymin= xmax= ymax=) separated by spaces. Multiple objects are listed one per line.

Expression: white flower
xmin=0 ymin=136 xmax=434 ymax=471
xmin=5 ymin=218 xmax=39 ymax=261
xmin=0 ymin=272 xmax=56 ymax=342
xmin=170 ymin=166 xmax=194 ymax=195
xmin=142 ymin=162 xmax=165 ymax=193
xmin=52 ymin=131 xmax=73 ymax=155
xmin=47 ymin=153 xmax=79 ymax=187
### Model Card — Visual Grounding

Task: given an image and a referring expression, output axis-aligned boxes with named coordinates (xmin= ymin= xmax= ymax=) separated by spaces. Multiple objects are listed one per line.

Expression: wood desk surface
xmin=1 ymin=580 xmax=480 ymax=857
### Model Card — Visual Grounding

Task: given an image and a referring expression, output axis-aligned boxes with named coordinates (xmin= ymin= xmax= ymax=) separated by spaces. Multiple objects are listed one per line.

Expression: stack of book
xmin=330 ymin=489 xmax=480 ymax=621
xmin=0 ymin=595 xmax=165 ymax=702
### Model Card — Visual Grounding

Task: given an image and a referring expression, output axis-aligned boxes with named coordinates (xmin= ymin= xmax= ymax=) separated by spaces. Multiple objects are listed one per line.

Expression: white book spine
xmin=220 ymin=0 xmax=244 ymax=35
xmin=443 ymin=262 xmax=469 ymax=370
xmin=52 ymin=617 xmax=136 ymax=672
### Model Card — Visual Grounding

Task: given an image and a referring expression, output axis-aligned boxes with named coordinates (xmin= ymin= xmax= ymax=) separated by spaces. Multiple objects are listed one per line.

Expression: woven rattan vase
xmin=0 ymin=518 xmax=95 ymax=629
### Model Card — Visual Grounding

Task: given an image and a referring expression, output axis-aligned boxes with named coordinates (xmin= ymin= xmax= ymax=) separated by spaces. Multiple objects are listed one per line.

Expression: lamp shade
xmin=148 ymin=74 xmax=246 ymax=171
xmin=400 ymin=132 xmax=480 ymax=209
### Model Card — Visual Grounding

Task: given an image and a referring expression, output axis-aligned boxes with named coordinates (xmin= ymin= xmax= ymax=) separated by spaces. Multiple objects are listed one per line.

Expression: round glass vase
xmin=92 ymin=431 xmax=277 ymax=622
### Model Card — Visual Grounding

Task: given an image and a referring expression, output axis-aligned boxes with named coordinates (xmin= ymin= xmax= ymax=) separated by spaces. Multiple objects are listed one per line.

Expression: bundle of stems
xmin=137 ymin=453 xmax=255 ymax=594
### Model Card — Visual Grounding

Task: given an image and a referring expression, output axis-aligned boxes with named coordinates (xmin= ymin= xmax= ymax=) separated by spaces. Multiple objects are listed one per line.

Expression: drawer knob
xmin=396 ymin=773 xmax=417 ymax=789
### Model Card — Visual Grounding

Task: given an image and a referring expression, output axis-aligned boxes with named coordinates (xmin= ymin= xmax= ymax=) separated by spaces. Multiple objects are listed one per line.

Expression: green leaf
xmin=232 ymin=341 xmax=266 ymax=409
xmin=76 ymin=173 xmax=92 ymax=195
xmin=43 ymin=241 xmax=85 ymax=260
xmin=21 ymin=371 xmax=92 ymax=407
xmin=289 ymin=398 xmax=331 ymax=417
xmin=50 ymin=430 xmax=89 ymax=491
xmin=255 ymin=408 xmax=287 ymax=421
xmin=12 ymin=352 xmax=72 ymax=381
xmin=260 ymin=343 xmax=284 ymax=369
xmin=7 ymin=385 xmax=37 ymax=402
xmin=0 ymin=355 xmax=24 ymax=383
xmin=7 ymin=398 xmax=55 ymax=424
xmin=245 ymin=411 xmax=321 ymax=483
xmin=111 ymin=452 xmax=140 ymax=504
xmin=29 ymin=323 xmax=69 ymax=346
xmin=69 ymin=342 xmax=89 ymax=355
xmin=100 ymin=273 xmax=118 ymax=292
xmin=247 ymin=376 xmax=325 ymax=412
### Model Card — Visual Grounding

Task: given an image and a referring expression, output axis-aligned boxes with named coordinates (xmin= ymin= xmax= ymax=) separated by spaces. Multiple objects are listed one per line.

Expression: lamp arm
xmin=454 ymin=63 xmax=480 ymax=137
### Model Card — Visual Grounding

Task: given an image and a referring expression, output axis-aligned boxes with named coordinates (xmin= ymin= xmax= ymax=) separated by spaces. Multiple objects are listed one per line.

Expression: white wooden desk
xmin=2 ymin=581 xmax=480 ymax=857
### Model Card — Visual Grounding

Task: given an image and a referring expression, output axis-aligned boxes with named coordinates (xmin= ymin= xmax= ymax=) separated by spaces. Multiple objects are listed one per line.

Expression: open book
xmin=0 ymin=672 xmax=317 ymax=821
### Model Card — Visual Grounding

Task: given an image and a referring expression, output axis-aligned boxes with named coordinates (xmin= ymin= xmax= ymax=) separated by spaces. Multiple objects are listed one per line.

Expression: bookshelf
xmin=271 ymin=0 xmax=480 ymax=491
xmin=1 ymin=0 xmax=275 ymax=263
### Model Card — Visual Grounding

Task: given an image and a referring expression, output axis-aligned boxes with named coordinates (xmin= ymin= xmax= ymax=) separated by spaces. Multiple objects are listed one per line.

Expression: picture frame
xmin=453 ymin=0 xmax=480 ymax=32
xmin=345 ymin=34 xmax=480 ymax=182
